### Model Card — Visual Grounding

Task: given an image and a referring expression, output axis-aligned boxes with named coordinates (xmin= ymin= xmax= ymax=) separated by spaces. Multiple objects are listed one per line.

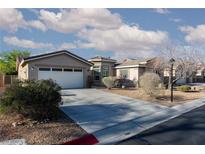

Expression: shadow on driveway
xmin=117 ymin=105 xmax=205 ymax=145
xmin=61 ymin=102 xmax=175 ymax=135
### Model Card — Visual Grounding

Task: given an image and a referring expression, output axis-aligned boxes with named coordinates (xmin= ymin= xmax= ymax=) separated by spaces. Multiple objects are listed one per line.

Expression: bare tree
xmin=153 ymin=44 xmax=205 ymax=87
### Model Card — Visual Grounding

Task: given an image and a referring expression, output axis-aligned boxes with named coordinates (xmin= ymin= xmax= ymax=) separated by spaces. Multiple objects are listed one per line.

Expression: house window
xmin=74 ymin=68 xmax=82 ymax=72
xmin=64 ymin=68 xmax=73 ymax=72
xmin=102 ymin=65 xmax=109 ymax=77
xmin=119 ymin=69 xmax=129 ymax=78
xmin=52 ymin=68 xmax=62 ymax=71
xmin=93 ymin=66 xmax=100 ymax=80
xmin=39 ymin=67 xmax=51 ymax=71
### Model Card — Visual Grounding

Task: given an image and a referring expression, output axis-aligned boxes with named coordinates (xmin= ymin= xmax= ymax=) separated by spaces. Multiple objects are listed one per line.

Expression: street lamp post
xmin=169 ymin=58 xmax=175 ymax=102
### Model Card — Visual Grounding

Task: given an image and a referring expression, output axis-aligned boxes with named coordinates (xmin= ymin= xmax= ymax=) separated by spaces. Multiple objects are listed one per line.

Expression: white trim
xmin=89 ymin=59 xmax=116 ymax=63
xmin=22 ymin=51 xmax=92 ymax=66
xmin=115 ymin=64 xmax=146 ymax=69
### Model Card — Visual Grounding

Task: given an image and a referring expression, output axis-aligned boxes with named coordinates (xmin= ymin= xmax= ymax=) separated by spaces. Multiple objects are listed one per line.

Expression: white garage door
xmin=38 ymin=67 xmax=84 ymax=89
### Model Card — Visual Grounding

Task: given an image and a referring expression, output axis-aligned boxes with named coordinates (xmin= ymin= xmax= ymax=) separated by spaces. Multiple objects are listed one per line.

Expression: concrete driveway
xmin=60 ymin=89 xmax=179 ymax=144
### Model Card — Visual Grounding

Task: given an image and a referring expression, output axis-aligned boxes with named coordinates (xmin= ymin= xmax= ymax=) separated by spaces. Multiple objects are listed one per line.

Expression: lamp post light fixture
xmin=169 ymin=58 xmax=175 ymax=102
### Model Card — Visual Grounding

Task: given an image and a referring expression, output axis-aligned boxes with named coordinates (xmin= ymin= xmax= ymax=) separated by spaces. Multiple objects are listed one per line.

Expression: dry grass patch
xmin=101 ymin=88 xmax=205 ymax=107
xmin=0 ymin=113 xmax=87 ymax=145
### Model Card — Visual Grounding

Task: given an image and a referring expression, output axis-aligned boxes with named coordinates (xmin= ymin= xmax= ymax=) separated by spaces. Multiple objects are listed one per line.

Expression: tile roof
xmin=116 ymin=58 xmax=153 ymax=67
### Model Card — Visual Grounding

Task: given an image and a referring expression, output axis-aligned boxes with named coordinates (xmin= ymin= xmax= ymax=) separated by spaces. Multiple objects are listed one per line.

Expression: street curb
xmin=61 ymin=134 xmax=98 ymax=145
xmin=96 ymin=98 xmax=205 ymax=144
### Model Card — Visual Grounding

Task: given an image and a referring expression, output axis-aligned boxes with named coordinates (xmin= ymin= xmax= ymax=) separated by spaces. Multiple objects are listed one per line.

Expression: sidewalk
xmin=94 ymin=97 xmax=205 ymax=144
xmin=61 ymin=89 xmax=205 ymax=145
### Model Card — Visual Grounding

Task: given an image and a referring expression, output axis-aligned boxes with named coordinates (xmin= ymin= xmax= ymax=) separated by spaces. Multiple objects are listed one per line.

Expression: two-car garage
xmin=38 ymin=67 xmax=84 ymax=89
xmin=18 ymin=50 xmax=93 ymax=89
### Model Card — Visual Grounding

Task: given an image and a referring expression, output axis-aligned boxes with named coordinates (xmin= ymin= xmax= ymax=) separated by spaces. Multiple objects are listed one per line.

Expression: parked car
xmin=114 ymin=78 xmax=136 ymax=88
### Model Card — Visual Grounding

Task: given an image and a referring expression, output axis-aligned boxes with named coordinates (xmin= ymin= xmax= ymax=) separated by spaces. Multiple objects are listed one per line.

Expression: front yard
xmin=102 ymin=88 xmax=205 ymax=107
xmin=0 ymin=80 xmax=87 ymax=144
xmin=0 ymin=112 xmax=86 ymax=144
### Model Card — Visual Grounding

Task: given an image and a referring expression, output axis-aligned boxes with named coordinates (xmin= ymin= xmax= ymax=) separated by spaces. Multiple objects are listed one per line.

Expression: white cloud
xmin=37 ymin=8 xmax=169 ymax=57
xmin=77 ymin=25 xmax=169 ymax=57
xmin=27 ymin=20 xmax=47 ymax=32
xmin=59 ymin=42 xmax=77 ymax=49
xmin=0 ymin=8 xmax=26 ymax=32
xmin=180 ymin=24 xmax=205 ymax=44
xmin=39 ymin=8 xmax=122 ymax=33
xmin=153 ymin=8 xmax=170 ymax=14
xmin=170 ymin=18 xmax=182 ymax=23
xmin=3 ymin=36 xmax=53 ymax=49
xmin=1 ymin=8 xmax=170 ymax=58
xmin=0 ymin=8 xmax=47 ymax=32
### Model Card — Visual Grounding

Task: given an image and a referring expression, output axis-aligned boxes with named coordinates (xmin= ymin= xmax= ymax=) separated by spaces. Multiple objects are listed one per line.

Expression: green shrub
xmin=139 ymin=72 xmax=162 ymax=97
xmin=176 ymin=85 xmax=191 ymax=92
xmin=102 ymin=76 xmax=116 ymax=89
xmin=0 ymin=79 xmax=61 ymax=120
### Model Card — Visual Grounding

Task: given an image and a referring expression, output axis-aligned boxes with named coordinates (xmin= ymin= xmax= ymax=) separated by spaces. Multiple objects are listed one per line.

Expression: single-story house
xmin=88 ymin=56 xmax=117 ymax=86
xmin=115 ymin=58 xmax=154 ymax=85
xmin=17 ymin=50 xmax=93 ymax=89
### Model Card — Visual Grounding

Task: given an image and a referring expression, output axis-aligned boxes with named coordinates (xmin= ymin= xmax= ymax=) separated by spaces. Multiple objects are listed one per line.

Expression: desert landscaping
xmin=102 ymin=88 xmax=205 ymax=107
xmin=0 ymin=112 xmax=86 ymax=145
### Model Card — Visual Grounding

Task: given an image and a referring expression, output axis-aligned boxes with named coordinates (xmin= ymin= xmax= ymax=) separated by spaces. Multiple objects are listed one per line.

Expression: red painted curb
xmin=61 ymin=134 xmax=99 ymax=145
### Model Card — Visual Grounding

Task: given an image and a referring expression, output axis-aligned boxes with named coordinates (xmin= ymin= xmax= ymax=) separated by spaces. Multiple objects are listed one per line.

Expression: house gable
xmin=21 ymin=50 xmax=92 ymax=67
xmin=27 ymin=53 xmax=92 ymax=68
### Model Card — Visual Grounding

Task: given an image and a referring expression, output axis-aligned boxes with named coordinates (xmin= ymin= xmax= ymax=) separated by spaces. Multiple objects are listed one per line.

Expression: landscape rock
xmin=0 ymin=139 xmax=27 ymax=145
xmin=12 ymin=122 xmax=17 ymax=128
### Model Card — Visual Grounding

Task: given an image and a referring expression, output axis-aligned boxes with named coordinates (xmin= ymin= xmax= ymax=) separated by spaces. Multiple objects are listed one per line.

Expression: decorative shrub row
xmin=176 ymin=85 xmax=191 ymax=92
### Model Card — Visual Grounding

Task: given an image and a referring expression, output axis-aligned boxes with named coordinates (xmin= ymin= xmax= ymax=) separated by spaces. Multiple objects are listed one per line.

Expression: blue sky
xmin=1 ymin=8 xmax=205 ymax=60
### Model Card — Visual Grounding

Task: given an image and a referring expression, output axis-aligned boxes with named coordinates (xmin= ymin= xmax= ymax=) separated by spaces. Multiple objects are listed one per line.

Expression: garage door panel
xmin=38 ymin=69 xmax=84 ymax=89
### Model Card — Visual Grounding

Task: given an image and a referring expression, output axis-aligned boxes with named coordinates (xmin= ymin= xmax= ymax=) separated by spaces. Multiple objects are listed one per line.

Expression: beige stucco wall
xmin=129 ymin=68 xmax=138 ymax=80
xmin=19 ymin=54 xmax=91 ymax=87
xmin=116 ymin=67 xmax=146 ymax=81
xmin=91 ymin=61 xmax=116 ymax=85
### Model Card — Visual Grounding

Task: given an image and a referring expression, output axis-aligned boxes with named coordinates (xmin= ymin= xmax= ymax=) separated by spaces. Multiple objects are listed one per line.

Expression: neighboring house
xmin=194 ymin=65 xmax=205 ymax=82
xmin=88 ymin=56 xmax=117 ymax=86
xmin=163 ymin=64 xmax=205 ymax=84
xmin=115 ymin=58 xmax=154 ymax=86
xmin=163 ymin=67 xmax=187 ymax=85
xmin=17 ymin=50 xmax=93 ymax=89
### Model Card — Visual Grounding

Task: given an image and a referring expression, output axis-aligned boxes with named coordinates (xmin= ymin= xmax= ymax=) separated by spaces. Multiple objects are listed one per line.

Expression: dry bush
xmin=139 ymin=72 xmax=163 ymax=97
xmin=102 ymin=76 xmax=116 ymax=89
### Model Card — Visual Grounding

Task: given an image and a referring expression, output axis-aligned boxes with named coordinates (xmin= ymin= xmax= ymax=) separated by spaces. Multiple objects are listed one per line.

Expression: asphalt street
xmin=117 ymin=105 xmax=205 ymax=145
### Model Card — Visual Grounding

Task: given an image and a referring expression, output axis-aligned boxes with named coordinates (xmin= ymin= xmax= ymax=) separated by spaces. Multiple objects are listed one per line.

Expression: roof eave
xmin=22 ymin=51 xmax=93 ymax=66
xmin=115 ymin=64 xmax=146 ymax=69
xmin=89 ymin=59 xmax=116 ymax=63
